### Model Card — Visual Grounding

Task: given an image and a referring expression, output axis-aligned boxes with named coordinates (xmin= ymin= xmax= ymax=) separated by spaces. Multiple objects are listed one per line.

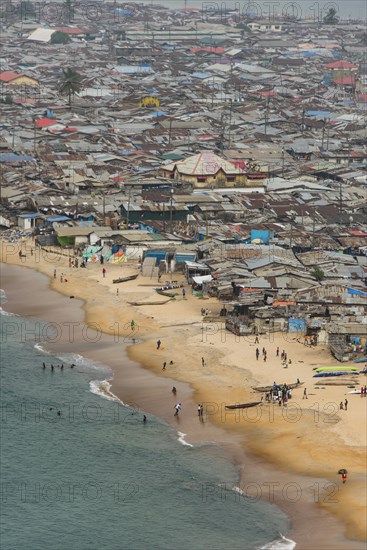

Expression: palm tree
xmin=59 ymin=68 xmax=82 ymax=106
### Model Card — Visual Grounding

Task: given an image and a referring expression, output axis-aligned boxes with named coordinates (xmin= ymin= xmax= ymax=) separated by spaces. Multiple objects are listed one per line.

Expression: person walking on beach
xmin=303 ymin=388 xmax=307 ymax=399
xmin=60 ymin=273 xmax=64 ymax=283
xmin=342 ymin=471 xmax=347 ymax=484
xmin=201 ymin=357 xmax=205 ymax=368
xmin=174 ymin=403 xmax=181 ymax=416
xmin=182 ymin=288 xmax=186 ymax=299
xmin=344 ymin=399 xmax=348 ymax=411
xmin=102 ymin=268 xmax=106 ymax=278
xmin=254 ymin=335 xmax=259 ymax=344
xmin=200 ymin=404 xmax=204 ymax=417
xmin=340 ymin=401 xmax=344 ymax=410
xmin=131 ymin=320 xmax=135 ymax=331
xmin=54 ymin=269 xmax=57 ymax=279
xmin=276 ymin=347 xmax=279 ymax=357
xmin=263 ymin=351 xmax=267 ymax=362
xmin=198 ymin=404 xmax=201 ymax=417
xmin=172 ymin=386 xmax=177 ymax=395
xmin=256 ymin=348 xmax=260 ymax=360
xmin=162 ymin=362 xmax=166 ymax=370
xmin=157 ymin=339 xmax=161 ymax=350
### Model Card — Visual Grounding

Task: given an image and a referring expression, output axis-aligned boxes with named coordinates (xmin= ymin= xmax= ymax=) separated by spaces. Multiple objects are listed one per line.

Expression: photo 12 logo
xmin=201 ymin=1 xmax=340 ymax=23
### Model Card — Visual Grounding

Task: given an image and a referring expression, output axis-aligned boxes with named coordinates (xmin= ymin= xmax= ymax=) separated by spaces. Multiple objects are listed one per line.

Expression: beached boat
xmin=156 ymin=289 xmax=178 ymax=298
xmin=225 ymin=402 xmax=262 ymax=410
xmin=313 ymin=372 xmax=360 ymax=378
xmin=127 ymin=299 xmax=171 ymax=306
xmin=354 ymin=357 xmax=367 ymax=363
xmin=252 ymin=382 xmax=303 ymax=392
xmin=113 ymin=274 xmax=138 ymax=284
xmin=313 ymin=366 xmax=359 ymax=372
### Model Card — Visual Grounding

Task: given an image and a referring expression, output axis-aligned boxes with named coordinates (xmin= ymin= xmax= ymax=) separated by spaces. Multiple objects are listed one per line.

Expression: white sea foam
xmin=177 ymin=431 xmax=193 ymax=447
xmin=55 ymin=353 xmax=112 ymax=375
xmin=89 ymin=379 xmax=126 ymax=405
xmin=0 ymin=288 xmax=7 ymax=303
xmin=34 ymin=343 xmax=50 ymax=354
xmin=260 ymin=534 xmax=296 ymax=549
xmin=0 ymin=307 xmax=17 ymax=317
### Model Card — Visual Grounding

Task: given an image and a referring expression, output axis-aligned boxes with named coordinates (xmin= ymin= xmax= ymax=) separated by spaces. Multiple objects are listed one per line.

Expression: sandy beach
xmin=1 ymin=237 xmax=366 ymax=549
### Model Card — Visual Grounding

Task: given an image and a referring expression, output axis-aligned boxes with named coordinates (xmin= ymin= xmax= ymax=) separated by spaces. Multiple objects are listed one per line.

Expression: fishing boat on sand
xmin=313 ymin=371 xmax=360 ymax=378
xmin=225 ymin=402 xmax=262 ymax=410
xmin=252 ymin=382 xmax=303 ymax=392
xmin=113 ymin=274 xmax=139 ymax=284
xmin=156 ymin=289 xmax=179 ymax=298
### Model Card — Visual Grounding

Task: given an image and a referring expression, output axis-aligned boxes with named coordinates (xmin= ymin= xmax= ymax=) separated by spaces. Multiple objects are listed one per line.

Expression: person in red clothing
xmin=342 ymin=472 xmax=347 ymax=483
xmin=102 ymin=268 xmax=106 ymax=278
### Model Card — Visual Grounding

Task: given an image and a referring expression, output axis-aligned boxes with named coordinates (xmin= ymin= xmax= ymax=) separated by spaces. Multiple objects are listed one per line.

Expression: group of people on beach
xmin=265 ymin=383 xmax=294 ymax=405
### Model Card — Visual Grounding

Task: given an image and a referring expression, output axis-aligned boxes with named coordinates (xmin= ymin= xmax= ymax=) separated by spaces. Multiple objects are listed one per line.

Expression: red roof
xmin=325 ymin=61 xmax=357 ymax=69
xmin=348 ymin=230 xmax=367 ymax=237
xmin=255 ymin=91 xmax=277 ymax=97
xmin=56 ymin=27 xmax=87 ymax=35
xmin=34 ymin=118 xmax=57 ymax=128
xmin=190 ymin=47 xmax=224 ymax=54
xmin=334 ymin=76 xmax=355 ymax=86
xmin=0 ymin=71 xmax=22 ymax=82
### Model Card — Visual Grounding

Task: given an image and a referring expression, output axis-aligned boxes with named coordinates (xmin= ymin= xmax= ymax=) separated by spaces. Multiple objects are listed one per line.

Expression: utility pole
xmin=126 ymin=186 xmax=131 ymax=228
xmin=339 ymin=181 xmax=343 ymax=224
xmin=169 ymin=185 xmax=173 ymax=234
xmin=282 ymin=148 xmax=285 ymax=177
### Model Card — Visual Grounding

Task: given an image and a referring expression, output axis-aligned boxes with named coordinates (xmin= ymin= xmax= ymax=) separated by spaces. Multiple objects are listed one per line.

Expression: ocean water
xmin=0 ymin=295 xmax=294 ymax=550
xmin=127 ymin=0 xmax=366 ymax=21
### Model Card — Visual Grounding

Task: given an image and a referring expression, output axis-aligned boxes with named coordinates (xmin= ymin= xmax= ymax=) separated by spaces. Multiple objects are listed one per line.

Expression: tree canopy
xmin=51 ymin=31 xmax=71 ymax=44
xmin=59 ymin=68 xmax=82 ymax=105
xmin=323 ymin=7 xmax=339 ymax=24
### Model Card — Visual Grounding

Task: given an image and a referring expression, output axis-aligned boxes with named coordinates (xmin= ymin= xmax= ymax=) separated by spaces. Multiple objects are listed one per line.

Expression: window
xmin=197 ymin=177 xmax=206 ymax=183
xmin=227 ymin=176 xmax=236 ymax=182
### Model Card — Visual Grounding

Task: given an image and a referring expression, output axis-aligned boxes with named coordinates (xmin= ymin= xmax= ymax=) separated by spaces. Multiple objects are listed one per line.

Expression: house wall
xmin=6 ymin=76 xmax=39 ymax=87
xmin=170 ymin=171 xmax=248 ymax=188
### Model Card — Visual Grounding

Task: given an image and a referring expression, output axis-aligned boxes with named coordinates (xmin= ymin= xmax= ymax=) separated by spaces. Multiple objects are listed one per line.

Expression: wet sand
xmin=1 ymin=239 xmax=366 ymax=548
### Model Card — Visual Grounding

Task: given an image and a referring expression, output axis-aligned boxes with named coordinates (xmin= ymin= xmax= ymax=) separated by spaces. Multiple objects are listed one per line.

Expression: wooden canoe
xmin=113 ymin=274 xmax=138 ymax=284
xmin=252 ymin=382 xmax=304 ymax=392
xmin=225 ymin=401 xmax=262 ymax=410
xmin=156 ymin=289 xmax=178 ymax=298
xmin=127 ymin=299 xmax=171 ymax=306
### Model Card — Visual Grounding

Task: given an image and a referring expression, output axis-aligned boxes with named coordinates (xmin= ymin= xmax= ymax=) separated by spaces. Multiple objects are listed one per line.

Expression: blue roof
xmin=46 ymin=216 xmax=71 ymax=222
xmin=114 ymin=65 xmax=154 ymax=74
xmin=18 ymin=213 xmax=40 ymax=219
xmin=0 ymin=153 xmax=34 ymax=162
xmin=112 ymin=9 xmax=134 ymax=14
xmin=191 ymin=72 xmax=211 ymax=79
xmin=306 ymin=111 xmax=331 ymax=117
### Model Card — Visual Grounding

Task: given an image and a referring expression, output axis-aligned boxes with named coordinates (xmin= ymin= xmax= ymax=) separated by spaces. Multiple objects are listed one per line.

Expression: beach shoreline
xmin=1 ymin=239 xmax=366 ymax=549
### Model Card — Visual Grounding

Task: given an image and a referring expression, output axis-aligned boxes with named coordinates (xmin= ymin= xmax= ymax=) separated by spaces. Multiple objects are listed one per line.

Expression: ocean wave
xmin=34 ymin=343 xmax=50 ymax=354
xmin=89 ymin=379 xmax=126 ymax=405
xmin=260 ymin=534 xmax=296 ymax=549
xmin=0 ymin=288 xmax=7 ymax=304
xmin=0 ymin=307 xmax=18 ymax=317
xmin=55 ymin=353 xmax=112 ymax=375
xmin=177 ymin=431 xmax=193 ymax=448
